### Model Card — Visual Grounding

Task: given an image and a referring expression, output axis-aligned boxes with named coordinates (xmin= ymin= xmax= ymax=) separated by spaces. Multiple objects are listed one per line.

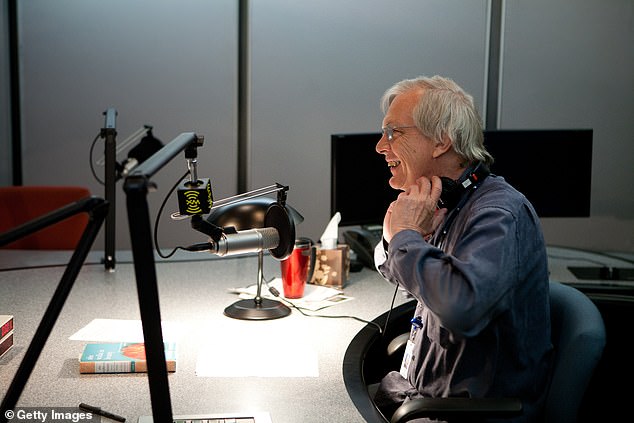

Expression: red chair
xmin=0 ymin=186 xmax=92 ymax=250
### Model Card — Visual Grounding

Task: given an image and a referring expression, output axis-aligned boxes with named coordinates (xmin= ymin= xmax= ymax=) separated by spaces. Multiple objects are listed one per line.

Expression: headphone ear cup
xmin=439 ymin=162 xmax=490 ymax=211
xmin=439 ymin=177 xmax=460 ymax=210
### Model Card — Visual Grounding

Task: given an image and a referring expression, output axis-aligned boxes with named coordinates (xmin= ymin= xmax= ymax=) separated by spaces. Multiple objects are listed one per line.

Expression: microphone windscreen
xmin=264 ymin=203 xmax=294 ymax=260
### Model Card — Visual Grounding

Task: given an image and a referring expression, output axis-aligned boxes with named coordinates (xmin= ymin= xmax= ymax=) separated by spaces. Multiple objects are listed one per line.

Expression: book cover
xmin=79 ymin=342 xmax=177 ymax=374
xmin=1 ymin=315 xmax=13 ymax=338
xmin=0 ymin=330 xmax=13 ymax=359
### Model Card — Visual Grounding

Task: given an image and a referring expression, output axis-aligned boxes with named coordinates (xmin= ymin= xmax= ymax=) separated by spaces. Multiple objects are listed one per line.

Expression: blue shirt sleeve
xmin=377 ymin=204 xmax=521 ymax=338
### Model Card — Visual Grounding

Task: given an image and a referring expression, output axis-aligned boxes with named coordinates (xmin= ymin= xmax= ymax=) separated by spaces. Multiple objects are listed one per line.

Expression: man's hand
xmin=383 ymin=175 xmax=447 ymax=242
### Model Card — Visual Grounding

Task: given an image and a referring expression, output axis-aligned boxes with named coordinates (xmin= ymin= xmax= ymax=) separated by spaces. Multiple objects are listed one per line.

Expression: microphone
xmin=207 ymin=227 xmax=280 ymax=257
xmin=186 ymin=201 xmax=295 ymax=260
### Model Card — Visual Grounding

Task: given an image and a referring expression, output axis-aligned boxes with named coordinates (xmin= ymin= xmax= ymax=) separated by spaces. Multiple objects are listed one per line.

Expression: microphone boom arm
xmin=208 ymin=183 xmax=289 ymax=211
xmin=189 ymin=183 xmax=289 ymax=234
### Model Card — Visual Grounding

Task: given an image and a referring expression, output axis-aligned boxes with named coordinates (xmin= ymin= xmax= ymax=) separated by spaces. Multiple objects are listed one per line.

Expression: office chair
xmin=0 ymin=185 xmax=92 ymax=250
xmin=388 ymin=281 xmax=606 ymax=423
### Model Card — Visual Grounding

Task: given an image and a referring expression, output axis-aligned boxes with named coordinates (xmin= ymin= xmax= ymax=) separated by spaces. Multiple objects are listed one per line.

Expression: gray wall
xmin=17 ymin=0 xmax=238 ymax=250
xmin=249 ymin=0 xmax=488 ymax=245
xmin=500 ymin=0 xmax=634 ymax=251
xmin=2 ymin=0 xmax=633 ymax=253
xmin=0 ymin=1 xmax=11 ymax=185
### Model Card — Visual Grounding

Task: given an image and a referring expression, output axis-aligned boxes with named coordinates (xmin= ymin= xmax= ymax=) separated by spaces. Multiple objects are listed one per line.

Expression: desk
xmin=546 ymin=245 xmax=634 ymax=289
xmin=0 ymin=251 xmax=408 ymax=423
xmin=3 ymin=246 xmax=633 ymax=422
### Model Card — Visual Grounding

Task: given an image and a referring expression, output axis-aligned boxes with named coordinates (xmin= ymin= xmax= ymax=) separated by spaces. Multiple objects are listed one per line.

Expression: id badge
xmin=399 ymin=339 xmax=415 ymax=379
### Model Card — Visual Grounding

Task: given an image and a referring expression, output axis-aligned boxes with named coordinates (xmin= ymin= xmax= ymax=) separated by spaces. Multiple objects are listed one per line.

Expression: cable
xmin=88 ymin=132 xmax=105 ymax=185
xmin=380 ymin=282 xmax=401 ymax=336
xmin=154 ymin=170 xmax=191 ymax=259
xmin=261 ymin=273 xmax=399 ymax=335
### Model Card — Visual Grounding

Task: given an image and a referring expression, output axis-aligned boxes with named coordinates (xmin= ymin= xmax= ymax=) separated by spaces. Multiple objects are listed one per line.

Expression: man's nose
xmin=376 ymin=134 xmax=389 ymax=154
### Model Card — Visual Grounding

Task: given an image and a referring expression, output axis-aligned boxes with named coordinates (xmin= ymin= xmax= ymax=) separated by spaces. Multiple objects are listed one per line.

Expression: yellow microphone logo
xmin=184 ymin=190 xmax=203 ymax=215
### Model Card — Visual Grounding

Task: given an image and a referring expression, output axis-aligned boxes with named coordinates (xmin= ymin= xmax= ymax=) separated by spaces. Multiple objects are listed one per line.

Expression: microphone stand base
xmin=224 ymin=298 xmax=291 ymax=320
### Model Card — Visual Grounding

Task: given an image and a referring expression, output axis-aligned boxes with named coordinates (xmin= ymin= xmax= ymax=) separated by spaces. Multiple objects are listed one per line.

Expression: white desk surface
xmin=0 ymin=249 xmax=408 ymax=423
xmin=1 ymin=246 xmax=632 ymax=423
xmin=545 ymin=245 xmax=634 ymax=287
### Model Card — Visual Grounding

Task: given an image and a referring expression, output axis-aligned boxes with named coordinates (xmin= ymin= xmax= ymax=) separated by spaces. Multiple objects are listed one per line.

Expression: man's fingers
xmin=430 ymin=175 xmax=444 ymax=205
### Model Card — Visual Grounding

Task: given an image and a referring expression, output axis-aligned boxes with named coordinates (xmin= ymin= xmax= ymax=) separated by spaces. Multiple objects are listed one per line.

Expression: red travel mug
xmin=280 ymin=238 xmax=314 ymax=299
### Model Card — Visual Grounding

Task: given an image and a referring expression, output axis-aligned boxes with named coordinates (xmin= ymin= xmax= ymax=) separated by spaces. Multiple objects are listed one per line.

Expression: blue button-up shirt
xmin=375 ymin=175 xmax=553 ymax=422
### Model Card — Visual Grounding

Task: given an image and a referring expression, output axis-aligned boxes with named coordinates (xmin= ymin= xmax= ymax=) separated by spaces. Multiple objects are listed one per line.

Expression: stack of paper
xmin=229 ymin=277 xmax=353 ymax=311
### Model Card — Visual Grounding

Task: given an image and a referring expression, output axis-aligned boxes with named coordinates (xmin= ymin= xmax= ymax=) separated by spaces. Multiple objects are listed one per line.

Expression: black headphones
xmin=438 ymin=162 xmax=490 ymax=211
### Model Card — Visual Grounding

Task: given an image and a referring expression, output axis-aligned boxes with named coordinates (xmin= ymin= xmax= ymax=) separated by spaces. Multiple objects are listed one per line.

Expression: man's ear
xmin=432 ymin=134 xmax=453 ymax=158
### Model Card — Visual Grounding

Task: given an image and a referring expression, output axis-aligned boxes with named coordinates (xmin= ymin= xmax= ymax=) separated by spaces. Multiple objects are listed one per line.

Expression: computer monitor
xmin=331 ymin=129 xmax=593 ymax=226
xmin=330 ymin=132 xmax=397 ymax=227
xmin=483 ymin=129 xmax=593 ymax=218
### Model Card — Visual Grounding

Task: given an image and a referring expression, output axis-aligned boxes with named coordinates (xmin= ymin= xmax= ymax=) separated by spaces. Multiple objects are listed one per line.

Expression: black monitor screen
xmin=484 ymin=129 xmax=592 ymax=218
xmin=331 ymin=129 xmax=592 ymax=226
xmin=331 ymin=133 xmax=397 ymax=227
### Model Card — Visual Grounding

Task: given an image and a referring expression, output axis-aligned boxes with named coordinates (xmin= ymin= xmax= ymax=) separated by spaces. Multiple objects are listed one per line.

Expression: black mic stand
xmin=224 ymin=249 xmax=291 ymax=320
xmin=102 ymin=107 xmax=117 ymax=271
xmin=189 ymin=184 xmax=294 ymax=320
xmin=0 ymin=196 xmax=109 ymax=420
xmin=123 ymin=132 xmax=204 ymax=423
xmin=99 ymin=110 xmax=158 ymax=272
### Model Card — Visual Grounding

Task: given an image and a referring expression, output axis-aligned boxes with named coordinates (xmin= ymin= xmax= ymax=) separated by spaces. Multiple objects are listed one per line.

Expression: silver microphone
xmin=209 ymin=227 xmax=280 ymax=257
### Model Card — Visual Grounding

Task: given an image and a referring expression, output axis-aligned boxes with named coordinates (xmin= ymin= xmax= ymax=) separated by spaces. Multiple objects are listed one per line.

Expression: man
xmin=373 ymin=76 xmax=553 ymax=422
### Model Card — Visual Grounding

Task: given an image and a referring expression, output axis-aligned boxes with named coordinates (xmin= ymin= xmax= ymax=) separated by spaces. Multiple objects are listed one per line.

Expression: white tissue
xmin=319 ymin=212 xmax=341 ymax=249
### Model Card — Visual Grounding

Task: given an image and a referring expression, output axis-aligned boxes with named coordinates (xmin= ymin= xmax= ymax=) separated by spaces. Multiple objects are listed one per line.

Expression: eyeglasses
xmin=381 ymin=125 xmax=418 ymax=141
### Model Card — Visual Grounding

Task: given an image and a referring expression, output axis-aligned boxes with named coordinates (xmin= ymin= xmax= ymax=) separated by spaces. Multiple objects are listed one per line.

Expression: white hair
xmin=381 ymin=75 xmax=494 ymax=166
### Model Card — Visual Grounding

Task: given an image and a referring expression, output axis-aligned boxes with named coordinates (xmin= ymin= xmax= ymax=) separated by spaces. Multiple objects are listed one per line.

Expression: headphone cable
xmin=262 ymin=274 xmax=400 ymax=335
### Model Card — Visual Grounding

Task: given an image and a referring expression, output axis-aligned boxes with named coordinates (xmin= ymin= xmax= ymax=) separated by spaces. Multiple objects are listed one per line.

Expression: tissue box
xmin=309 ymin=244 xmax=350 ymax=288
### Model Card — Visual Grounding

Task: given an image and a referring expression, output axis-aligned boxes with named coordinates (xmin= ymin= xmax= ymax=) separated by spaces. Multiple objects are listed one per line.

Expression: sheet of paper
xmin=195 ymin=321 xmax=319 ymax=378
xmin=229 ymin=277 xmax=353 ymax=311
xmin=69 ymin=319 xmax=183 ymax=342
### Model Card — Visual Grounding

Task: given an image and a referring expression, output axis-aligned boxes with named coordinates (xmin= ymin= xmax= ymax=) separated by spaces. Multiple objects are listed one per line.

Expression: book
xmin=0 ymin=330 xmax=13 ymax=359
xmin=1 ymin=315 xmax=13 ymax=338
xmin=79 ymin=342 xmax=177 ymax=374
xmin=0 ymin=315 xmax=14 ymax=359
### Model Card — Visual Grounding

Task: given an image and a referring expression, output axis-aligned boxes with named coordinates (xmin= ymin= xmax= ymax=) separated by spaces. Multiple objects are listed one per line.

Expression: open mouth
xmin=387 ymin=160 xmax=401 ymax=168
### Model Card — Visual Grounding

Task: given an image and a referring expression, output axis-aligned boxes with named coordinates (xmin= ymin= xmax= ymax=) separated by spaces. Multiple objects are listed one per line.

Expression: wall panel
xmin=501 ymin=0 xmax=634 ymax=251
xmin=249 ymin=0 xmax=488 ymax=241
xmin=19 ymin=0 xmax=237 ymax=250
